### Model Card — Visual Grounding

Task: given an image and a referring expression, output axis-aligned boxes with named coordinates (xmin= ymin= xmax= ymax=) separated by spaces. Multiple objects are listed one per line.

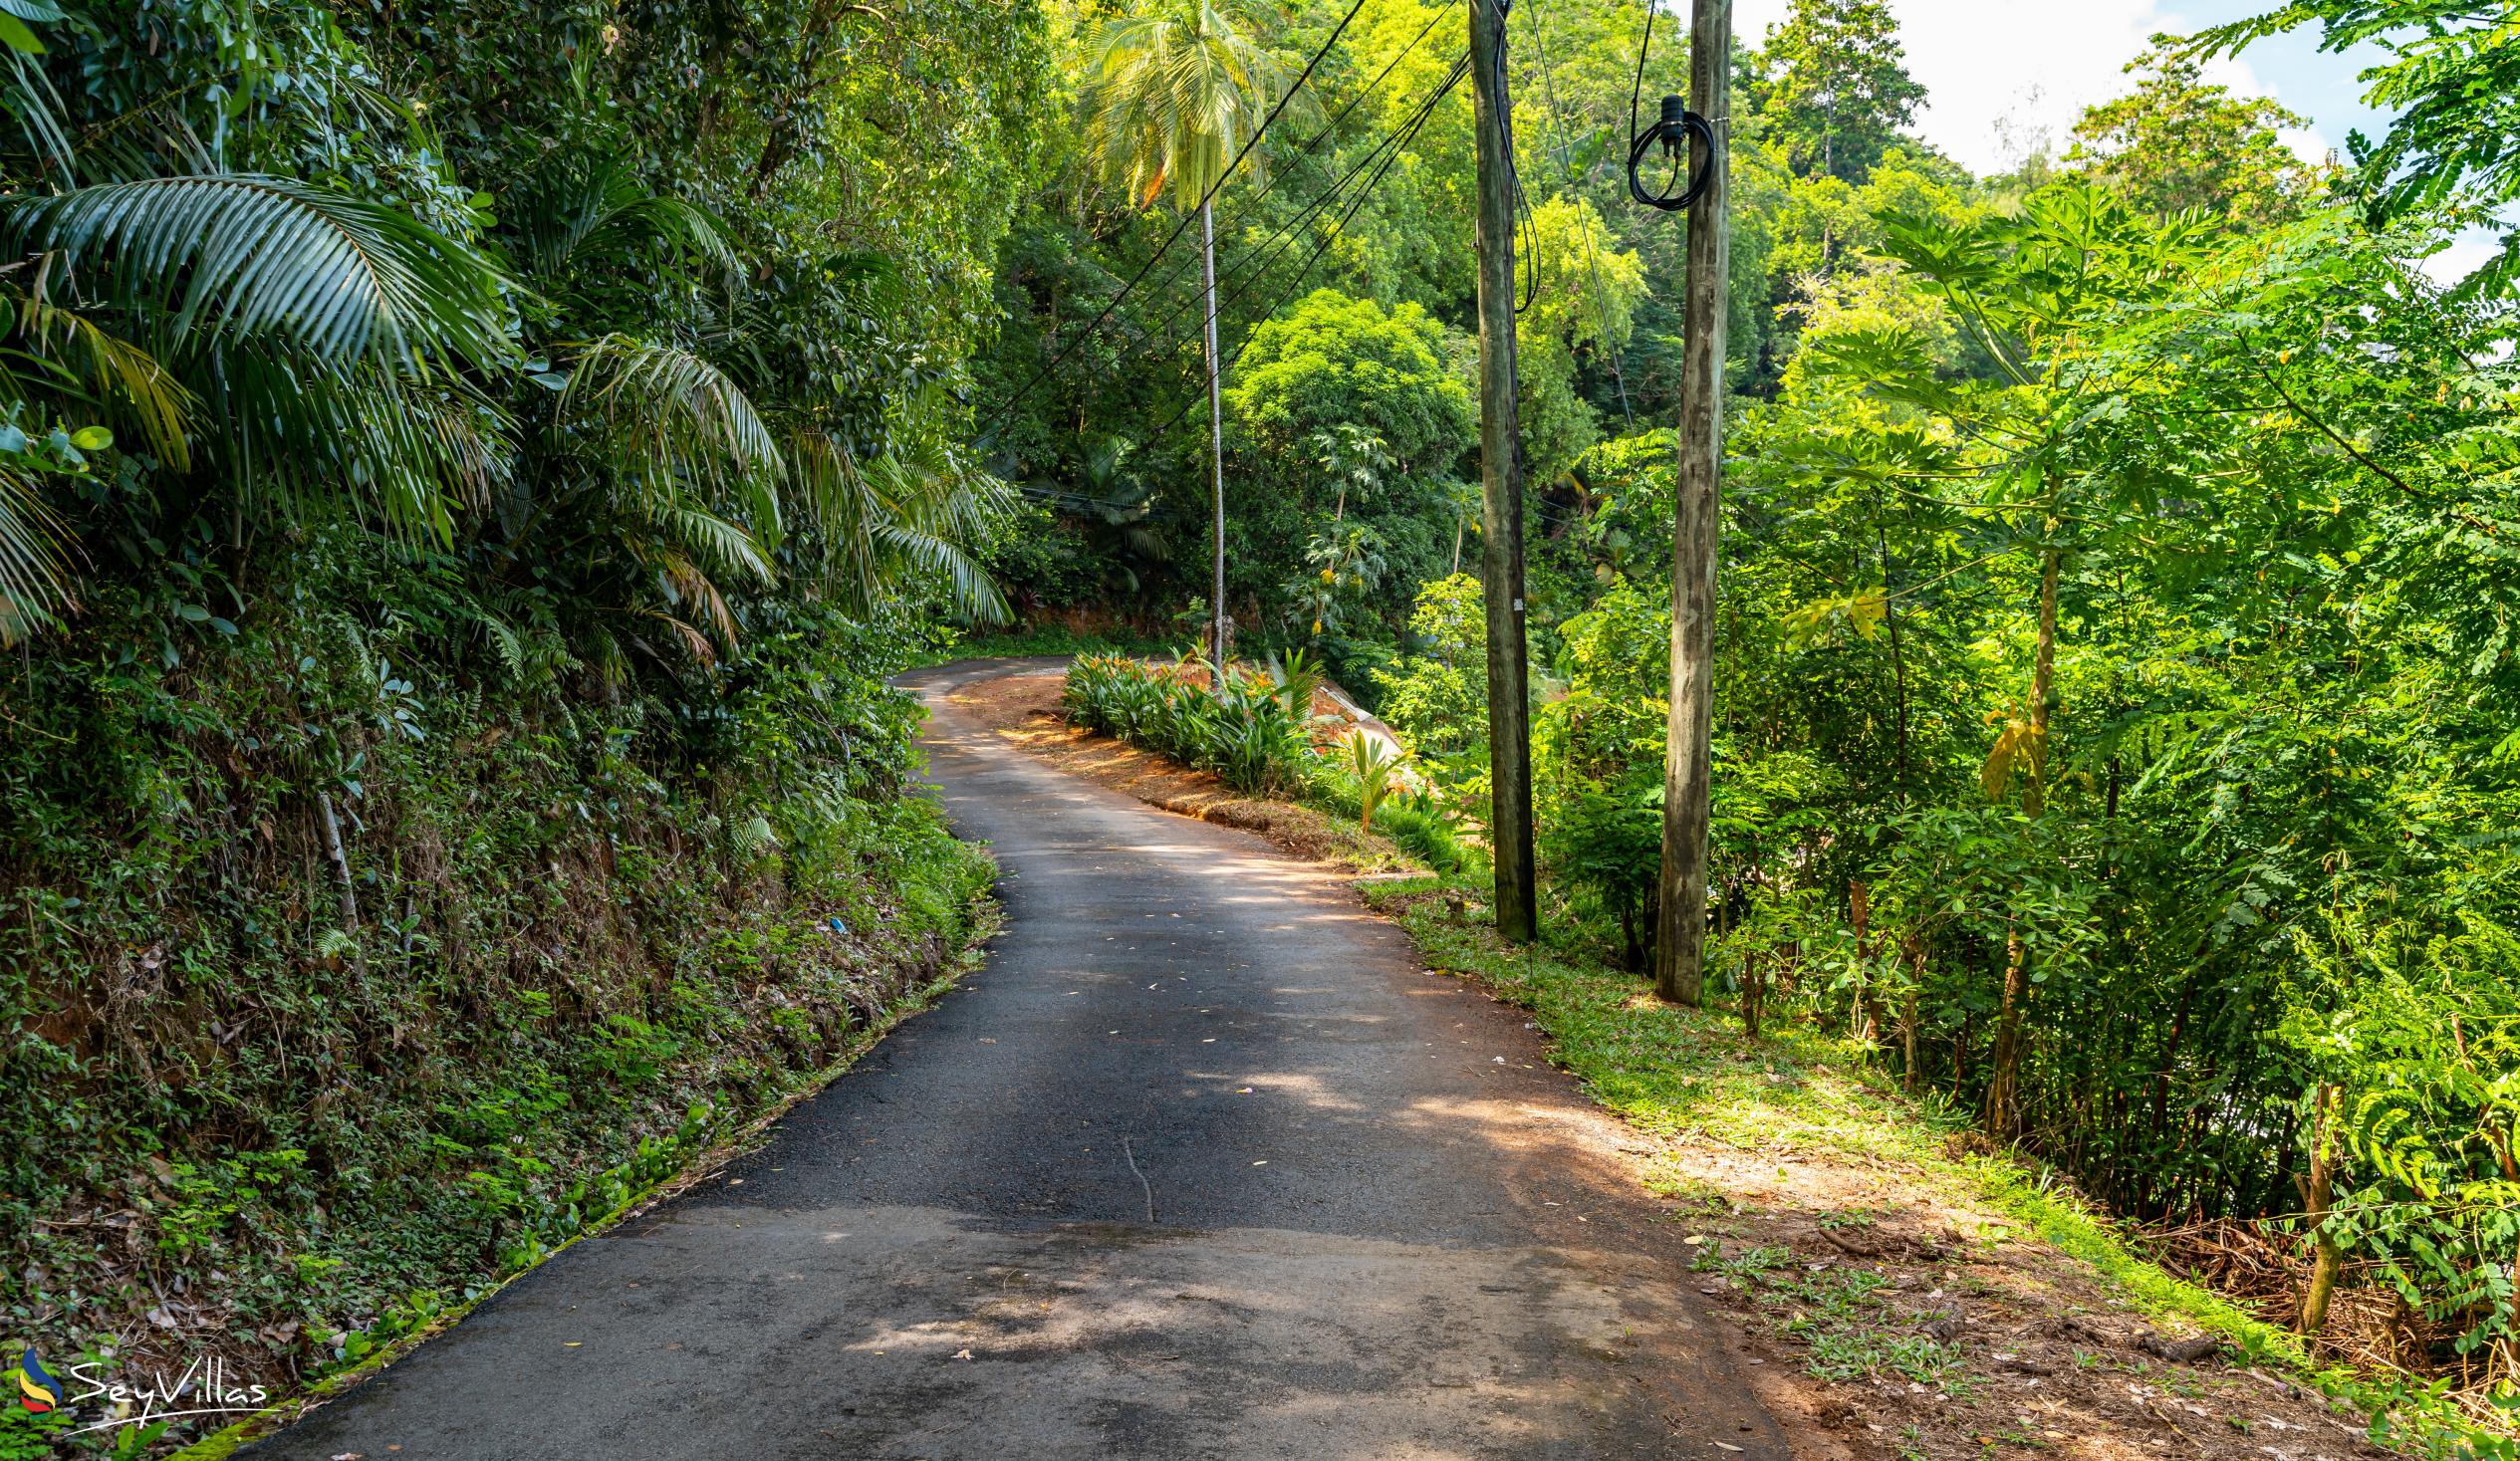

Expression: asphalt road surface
xmin=245 ymin=658 xmax=1793 ymax=1460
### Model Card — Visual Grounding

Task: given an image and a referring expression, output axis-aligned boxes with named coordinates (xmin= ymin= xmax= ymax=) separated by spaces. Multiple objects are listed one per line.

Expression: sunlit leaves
xmin=7 ymin=174 xmax=511 ymax=370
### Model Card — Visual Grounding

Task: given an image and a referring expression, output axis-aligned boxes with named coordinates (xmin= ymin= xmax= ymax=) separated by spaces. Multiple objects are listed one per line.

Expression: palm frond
xmin=788 ymin=400 xmax=1012 ymax=623
xmin=877 ymin=517 xmax=1009 ymax=624
xmin=649 ymin=549 xmax=738 ymax=649
xmin=12 ymin=293 xmax=194 ymax=466
xmin=0 ymin=457 xmax=72 ymax=644
xmin=511 ymin=150 xmax=736 ymax=280
xmin=664 ymin=504 xmax=773 ymax=584
xmin=560 ymin=334 xmax=782 ymax=506
xmin=3 ymin=40 xmax=71 ymax=180
xmin=630 ymin=605 xmax=718 ymax=666
xmin=788 ymin=425 xmax=882 ymax=607
xmin=1080 ymin=0 xmax=1284 ymax=211
xmin=6 ymin=174 xmax=512 ymax=369
xmin=205 ymin=348 xmax=514 ymax=543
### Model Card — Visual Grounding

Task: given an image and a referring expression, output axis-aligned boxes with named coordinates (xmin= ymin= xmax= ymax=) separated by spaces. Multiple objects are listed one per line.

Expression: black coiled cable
xmin=1627 ymin=93 xmax=1713 ymax=212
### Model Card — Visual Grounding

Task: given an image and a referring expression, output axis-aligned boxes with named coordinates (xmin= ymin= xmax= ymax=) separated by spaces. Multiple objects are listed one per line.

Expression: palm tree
xmin=1078 ymin=0 xmax=1280 ymax=680
xmin=0 ymin=126 xmax=1009 ymax=658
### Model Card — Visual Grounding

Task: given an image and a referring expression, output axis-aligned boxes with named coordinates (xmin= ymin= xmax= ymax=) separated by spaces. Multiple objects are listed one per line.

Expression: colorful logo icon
xmin=12 ymin=1347 xmax=62 ymax=1413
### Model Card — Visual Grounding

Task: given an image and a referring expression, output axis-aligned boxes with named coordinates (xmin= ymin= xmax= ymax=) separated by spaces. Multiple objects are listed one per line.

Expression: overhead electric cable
xmin=1118 ymin=0 xmax=1464 ymax=323
xmin=1124 ymin=45 xmax=1473 ymax=364
xmin=976 ymin=0 xmax=1376 ymax=438
xmin=1134 ymin=53 xmax=1474 ymax=446
xmin=1525 ymin=0 xmax=1636 ymax=424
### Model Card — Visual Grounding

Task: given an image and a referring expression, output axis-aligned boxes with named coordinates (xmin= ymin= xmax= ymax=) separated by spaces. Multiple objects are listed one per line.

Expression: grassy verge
xmin=1359 ymin=873 xmax=2492 ymax=1460
xmin=910 ymin=622 xmax=1171 ymax=666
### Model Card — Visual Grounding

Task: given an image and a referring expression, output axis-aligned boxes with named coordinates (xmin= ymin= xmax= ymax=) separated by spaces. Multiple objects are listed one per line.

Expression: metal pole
xmin=1471 ymin=0 xmax=1536 ymax=943
xmin=1653 ymin=0 xmax=1728 ymax=1004
xmin=1202 ymin=198 xmax=1228 ymax=681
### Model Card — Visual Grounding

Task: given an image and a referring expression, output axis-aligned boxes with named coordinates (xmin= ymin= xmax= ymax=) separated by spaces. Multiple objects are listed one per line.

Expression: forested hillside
xmin=6 ymin=0 xmax=2520 ymax=1448
xmin=0 ymin=0 xmax=1041 ymax=1449
xmin=980 ymin=0 xmax=2520 ymax=1430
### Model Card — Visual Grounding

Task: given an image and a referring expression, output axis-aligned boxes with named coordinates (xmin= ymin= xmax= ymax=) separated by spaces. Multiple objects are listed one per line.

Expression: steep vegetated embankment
xmin=0 ymin=558 xmax=992 ymax=1448
xmin=0 ymin=0 xmax=1045 ymax=1448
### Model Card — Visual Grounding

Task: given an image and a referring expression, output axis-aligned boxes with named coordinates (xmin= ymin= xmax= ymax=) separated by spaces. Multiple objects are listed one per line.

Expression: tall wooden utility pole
xmin=1652 ymin=0 xmax=1729 ymax=1005
xmin=1470 ymin=0 xmax=1535 ymax=943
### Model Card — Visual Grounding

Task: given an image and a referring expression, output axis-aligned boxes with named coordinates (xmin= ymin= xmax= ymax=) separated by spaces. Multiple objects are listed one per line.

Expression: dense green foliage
xmin=0 ymin=0 xmax=1044 ymax=1445
xmin=2199 ymin=0 xmax=2520 ymax=299
xmin=1064 ymin=649 xmax=1311 ymax=792
xmin=1062 ymin=648 xmax=1469 ymax=867
xmin=994 ymin=0 xmax=2520 ymax=1421
xmin=7 ymin=0 xmax=2520 ymax=1440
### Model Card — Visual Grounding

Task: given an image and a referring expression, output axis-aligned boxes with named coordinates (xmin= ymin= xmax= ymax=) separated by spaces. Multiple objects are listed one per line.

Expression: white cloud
xmin=2423 ymin=227 xmax=2506 ymax=288
xmin=1729 ymin=0 xmax=2329 ymax=174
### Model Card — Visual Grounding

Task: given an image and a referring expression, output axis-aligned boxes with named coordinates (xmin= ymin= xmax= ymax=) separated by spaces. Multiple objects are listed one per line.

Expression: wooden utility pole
xmin=1652 ymin=0 xmax=1729 ymax=1005
xmin=1470 ymin=0 xmax=1535 ymax=942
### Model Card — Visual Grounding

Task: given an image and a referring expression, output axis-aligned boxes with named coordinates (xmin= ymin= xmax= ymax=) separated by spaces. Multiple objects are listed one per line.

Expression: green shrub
xmin=1374 ymin=800 xmax=1464 ymax=873
xmin=1064 ymin=652 xmax=1310 ymax=794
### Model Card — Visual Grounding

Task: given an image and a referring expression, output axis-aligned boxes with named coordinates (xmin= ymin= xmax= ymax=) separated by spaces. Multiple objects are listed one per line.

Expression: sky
xmin=1727 ymin=0 xmax=2508 ymax=281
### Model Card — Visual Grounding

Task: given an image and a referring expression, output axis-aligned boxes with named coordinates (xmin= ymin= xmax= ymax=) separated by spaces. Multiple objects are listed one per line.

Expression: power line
xmin=1014 ymin=483 xmax=1200 ymax=525
xmin=1133 ymin=53 xmax=1475 ymax=449
xmin=1139 ymin=53 xmax=1471 ymax=443
xmin=1123 ymin=45 xmax=1472 ymax=369
xmin=1524 ymin=0 xmax=1636 ymax=425
xmin=1494 ymin=14 xmax=1541 ymax=316
xmin=1113 ymin=0 xmax=1463 ymax=340
xmin=977 ymin=0 xmax=1375 ymax=439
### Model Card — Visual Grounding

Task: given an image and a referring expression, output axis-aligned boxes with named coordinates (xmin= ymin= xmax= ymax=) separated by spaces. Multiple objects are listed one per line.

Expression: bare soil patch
xmin=937 ymin=667 xmax=1406 ymax=871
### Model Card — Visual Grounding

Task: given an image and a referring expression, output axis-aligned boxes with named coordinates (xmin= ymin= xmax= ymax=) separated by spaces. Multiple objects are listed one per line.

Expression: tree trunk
xmin=1202 ymin=199 xmax=1228 ymax=681
xmin=1850 ymin=879 xmax=1888 ymax=1044
xmin=2297 ymin=1082 xmax=2345 ymax=1338
xmin=1470 ymin=0 xmax=1535 ymax=942
xmin=2026 ymin=539 xmax=2060 ymax=816
xmin=1652 ymin=0 xmax=1731 ymax=1005
xmin=1985 ymin=924 xmax=2028 ymax=1137
xmin=1901 ymin=982 xmax=1922 ymax=1092
xmin=316 ymin=790 xmax=359 ymax=926
xmin=1881 ymin=527 xmax=1910 ymax=788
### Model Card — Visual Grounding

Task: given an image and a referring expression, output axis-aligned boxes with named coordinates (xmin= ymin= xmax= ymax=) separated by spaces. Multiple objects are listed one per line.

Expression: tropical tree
xmin=1079 ymin=0 xmax=1283 ymax=676
xmin=2197 ymin=0 xmax=2520 ymax=298
xmin=1755 ymin=0 xmax=1926 ymax=184
xmin=1800 ymin=182 xmax=2215 ymax=1134
xmin=2067 ymin=36 xmax=2320 ymax=227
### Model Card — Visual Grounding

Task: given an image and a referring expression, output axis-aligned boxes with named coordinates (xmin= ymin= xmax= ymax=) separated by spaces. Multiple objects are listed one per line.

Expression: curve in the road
xmin=241 ymin=658 xmax=1793 ymax=1460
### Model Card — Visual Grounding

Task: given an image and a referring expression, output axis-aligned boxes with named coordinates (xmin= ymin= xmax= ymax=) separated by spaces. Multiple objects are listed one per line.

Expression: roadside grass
xmin=911 ymin=622 xmax=1169 ymax=666
xmin=933 ymin=655 xmax=2493 ymax=1457
xmin=1357 ymin=873 xmax=2491 ymax=1460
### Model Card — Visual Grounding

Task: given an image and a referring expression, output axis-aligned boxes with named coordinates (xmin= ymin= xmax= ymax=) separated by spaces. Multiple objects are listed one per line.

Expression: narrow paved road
xmin=246 ymin=660 xmax=1793 ymax=1460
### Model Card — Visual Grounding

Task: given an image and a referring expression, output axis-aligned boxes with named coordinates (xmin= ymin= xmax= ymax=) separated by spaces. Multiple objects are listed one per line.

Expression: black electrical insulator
xmin=1627 ymin=93 xmax=1714 ymax=213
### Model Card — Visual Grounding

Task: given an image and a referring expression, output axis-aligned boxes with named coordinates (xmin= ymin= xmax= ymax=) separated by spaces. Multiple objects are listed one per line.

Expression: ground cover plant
xmin=0 ymin=0 xmax=1041 ymax=1449
xmin=1365 ymin=874 xmax=2481 ymax=1458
